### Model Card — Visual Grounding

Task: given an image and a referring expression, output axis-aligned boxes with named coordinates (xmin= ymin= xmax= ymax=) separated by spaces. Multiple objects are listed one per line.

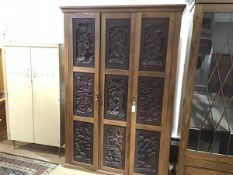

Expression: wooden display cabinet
xmin=178 ymin=1 xmax=233 ymax=175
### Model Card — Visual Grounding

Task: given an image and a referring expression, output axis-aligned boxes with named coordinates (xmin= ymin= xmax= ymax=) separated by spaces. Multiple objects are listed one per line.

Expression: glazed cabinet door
xmin=129 ymin=12 xmax=175 ymax=175
xmin=99 ymin=13 xmax=135 ymax=174
xmin=66 ymin=13 xmax=100 ymax=170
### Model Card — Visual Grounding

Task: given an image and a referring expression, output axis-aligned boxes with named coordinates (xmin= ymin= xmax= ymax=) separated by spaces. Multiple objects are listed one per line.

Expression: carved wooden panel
xmin=135 ymin=130 xmax=161 ymax=175
xmin=139 ymin=18 xmax=169 ymax=71
xmin=73 ymin=72 xmax=94 ymax=117
xmin=137 ymin=77 xmax=164 ymax=126
xmin=73 ymin=121 xmax=93 ymax=164
xmin=105 ymin=75 xmax=128 ymax=121
xmin=106 ymin=19 xmax=131 ymax=70
xmin=103 ymin=125 xmax=126 ymax=169
xmin=73 ymin=18 xmax=95 ymax=67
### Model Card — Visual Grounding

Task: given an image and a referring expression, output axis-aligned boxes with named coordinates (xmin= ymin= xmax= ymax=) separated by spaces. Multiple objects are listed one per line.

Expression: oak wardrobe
xmin=61 ymin=5 xmax=184 ymax=175
xmin=178 ymin=1 xmax=233 ymax=175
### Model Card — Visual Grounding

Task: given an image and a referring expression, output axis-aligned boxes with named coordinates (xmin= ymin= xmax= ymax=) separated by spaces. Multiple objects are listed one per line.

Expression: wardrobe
xmin=178 ymin=1 xmax=233 ymax=175
xmin=61 ymin=5 xmax=184 ymax=175
xmin=4 ymin=44 xmax=64 ymax=148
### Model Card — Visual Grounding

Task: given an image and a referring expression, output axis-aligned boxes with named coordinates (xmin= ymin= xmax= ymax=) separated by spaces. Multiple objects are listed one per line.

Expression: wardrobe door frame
xmin=99 ymin=12 xmax=135 ymax=175
xmin=64 ymin=12 xmax=100 ymax=170
xmin=129 ymin=12 xmax=181 ymax=175
xmin=178 ymin=3 xmax=233 ymax=175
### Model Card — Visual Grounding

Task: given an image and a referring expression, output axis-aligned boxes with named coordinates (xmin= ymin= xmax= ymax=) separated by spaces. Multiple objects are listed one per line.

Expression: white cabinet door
xmin=5 ymin=47 xmax=34 ymax=142
xmin=31 ymin=47 xmax=60 ymax=147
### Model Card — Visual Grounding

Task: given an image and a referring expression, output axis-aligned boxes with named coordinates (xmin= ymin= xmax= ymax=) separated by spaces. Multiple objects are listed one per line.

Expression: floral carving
xmin=140 ymin=18 xmax=169 ymax=71
xmin=104 ymin=125 xmax=125 ymax=169
xmin=135 ymin=130 xmax=160 ymax=175
xmin=73 ymin=121 xmax=93 ymax=164
xmin=106 ymin=19 xmax=131 ymax=70
xmin=73 ymin=18 xmax=95 ymax=67
xmin=105 ymin=75 xmax=128 ymax=121
xmin=137 ymin=77 xmax=164 ymax=126
xmin=73 ymin=72 xmax=94 ymax=117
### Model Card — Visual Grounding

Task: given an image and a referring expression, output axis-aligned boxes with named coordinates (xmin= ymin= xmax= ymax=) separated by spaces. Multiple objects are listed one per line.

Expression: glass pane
xmin=105 ymin=19 xmax=131 ymax=70
xmin=73 ymin=121 xmax=93 ymax=164
xmin=103 ymin=125 xmax=126 ymax=169
xmin=73 ymin=72 xmax=94 ymax=117
xmin=188 ymin=13 xmax=233 ymax=156
xmin=104 ymin=75 xmax=128 ymax=121
xmin=73 ymin=18 xmax=95 ymax=67
xmin=139 ymin=18 xmax=169 ymax=71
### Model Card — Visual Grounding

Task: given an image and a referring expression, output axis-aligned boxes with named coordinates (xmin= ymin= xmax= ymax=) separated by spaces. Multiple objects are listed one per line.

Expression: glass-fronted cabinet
xmin=178 ymin=1 xmax=233 ymax=175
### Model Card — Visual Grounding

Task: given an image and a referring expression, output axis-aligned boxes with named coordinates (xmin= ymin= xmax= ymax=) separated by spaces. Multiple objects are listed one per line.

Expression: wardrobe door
xmin=100 ymin=13 xmax=135 ymax=174
xmin=129 ymin=13 xmax=175 ymax=175
xmin=31 ymin=47 xmax=60 ymax=147
xmin=4 ymin=47 xmax=34 ymax=142
xmin=66 ymin=13 xmax=100 ymax=170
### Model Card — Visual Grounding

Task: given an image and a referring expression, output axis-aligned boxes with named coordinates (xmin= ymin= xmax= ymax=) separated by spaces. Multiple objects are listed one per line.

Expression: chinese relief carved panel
xmin=105 ymin=75 xmax=128 ymax=121
xmin=137 ymin=77 xmax=164 ymax=126
xmin=73 ymin=121 xmax=93 ymax=164
xmin=139 ymin=18 xmax=169 ymax=71
xmin=135 ymin=130 xmax=161 ymax=175
xmin=73 ymin=72 xmax=94 ymax=117
xmin=104 ymin=125 xmax=126 ymax=169
xmin=73 ymin=18 xmax=95 ymax=67
xmin=106 ymin=19 xmax=131 ymax=70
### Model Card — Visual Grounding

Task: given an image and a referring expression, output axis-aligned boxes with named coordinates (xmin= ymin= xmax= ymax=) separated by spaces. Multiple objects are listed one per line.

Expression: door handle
xmin=25 ymin=68 xmax=30 ymax=77
xmin=95 ymin=94 xmax=99 ymax=101
xmin=132 ymin=97 xmax=136 ymax=112
xmin=32 ymin=69 xmax=37 ymax=78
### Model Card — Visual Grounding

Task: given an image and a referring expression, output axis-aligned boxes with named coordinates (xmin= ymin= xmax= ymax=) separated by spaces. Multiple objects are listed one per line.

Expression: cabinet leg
xmin=58 ymin=147 xmax=61 ymax=157
xmin=13 ymin=140 xmax=16 ymax=150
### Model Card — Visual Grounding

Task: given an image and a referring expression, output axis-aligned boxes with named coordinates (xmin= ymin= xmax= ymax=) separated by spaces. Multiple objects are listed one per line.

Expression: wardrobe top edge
xmin=187 ymin=0 xmax=233 ymax=5
xmin=60 ymin=4 xmax=186 ymax=12
xmin=3 ymin=43 xmax=62 ymax=48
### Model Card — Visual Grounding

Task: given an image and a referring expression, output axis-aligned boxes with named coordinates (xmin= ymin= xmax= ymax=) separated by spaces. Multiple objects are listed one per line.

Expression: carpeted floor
xmin=0 ymin=152 xmax=58 ymax=175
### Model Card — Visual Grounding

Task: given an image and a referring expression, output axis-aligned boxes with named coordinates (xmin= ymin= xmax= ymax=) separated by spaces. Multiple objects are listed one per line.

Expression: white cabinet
xmin=4 ymin=44 xmax=64 ymax=147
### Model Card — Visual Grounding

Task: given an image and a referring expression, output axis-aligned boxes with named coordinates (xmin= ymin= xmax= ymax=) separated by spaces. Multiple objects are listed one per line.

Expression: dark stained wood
xmin=62 ymin=5 xmax=184 ymax=175
xmin=73 ymin=18 xmax=95 ymax=67
xmin=139 ymin=18 xmax=169 ymax=72
xmin=104 ymin=75 xmax=128 ymax=121
xmin=105 ymin=18 xmax=131 ymax=70
xmin=73 ymin=72 xmax=94 ymax=117
xmin=134 ymin=130 xmax=161 ymax=175
xmin=103 ymin=125 xmax=126 ymax=169
xmin=73 ymin=121 xmax=94 ymax=164
xmin=137 ymin=76 xmax=164 ymax=126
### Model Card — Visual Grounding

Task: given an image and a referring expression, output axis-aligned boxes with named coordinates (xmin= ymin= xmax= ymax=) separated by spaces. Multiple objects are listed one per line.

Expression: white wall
xmin=172 ymin=6 xmax=194 ymax=138
xmin=0 ymin=0 xmax=63 ymax=44
xmin=0 ymin=0 xmax=187 ymax=138
xmin=0 ymin=0 xmax=186 ymax=44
